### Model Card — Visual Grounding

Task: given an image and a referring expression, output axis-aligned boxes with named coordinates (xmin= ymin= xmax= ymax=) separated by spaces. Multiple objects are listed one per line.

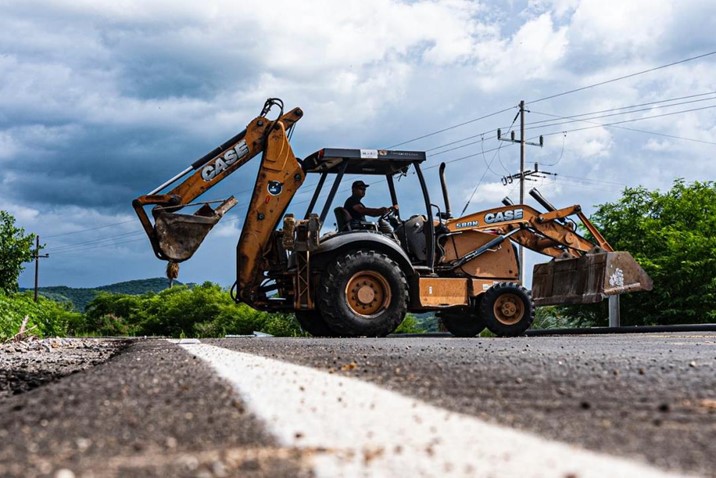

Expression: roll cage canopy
xmin=300 ymin=147 xmax=436 ymax=269
xmin=301 ymin=148 xmax=426 ymax=176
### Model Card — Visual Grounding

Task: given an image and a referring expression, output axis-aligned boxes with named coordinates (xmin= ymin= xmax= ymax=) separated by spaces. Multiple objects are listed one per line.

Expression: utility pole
xmin=497 ymin=100 xmax=544 ymax=284
xmin=33 ymin=236 xmax=49 ymax=302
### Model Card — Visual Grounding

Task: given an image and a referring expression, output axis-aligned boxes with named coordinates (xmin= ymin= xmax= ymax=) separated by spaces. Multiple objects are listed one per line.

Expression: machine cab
xmin=300 ymin=148 xmax=437 ymax=268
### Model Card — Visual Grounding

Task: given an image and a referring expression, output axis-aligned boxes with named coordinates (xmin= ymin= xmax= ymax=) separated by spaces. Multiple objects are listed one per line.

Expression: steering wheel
xmin=380 ymin=206 xmax=397 ymax=221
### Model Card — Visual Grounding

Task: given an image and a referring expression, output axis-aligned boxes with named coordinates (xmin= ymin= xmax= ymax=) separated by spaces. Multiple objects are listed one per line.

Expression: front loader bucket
xmin=153 ymin=197 xmax=237 ymax=262
xmin=531 ymin=250 xmax=653 ymax=306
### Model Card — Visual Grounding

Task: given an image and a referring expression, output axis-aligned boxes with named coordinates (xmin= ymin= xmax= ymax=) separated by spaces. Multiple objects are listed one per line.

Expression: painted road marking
xmin=180 ymin=342 xmax=692 ymax=478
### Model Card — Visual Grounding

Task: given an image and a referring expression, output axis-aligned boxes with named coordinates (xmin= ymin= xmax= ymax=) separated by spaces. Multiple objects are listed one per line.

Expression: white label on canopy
xmin=360 ymin=149 xmax=378 ymax=159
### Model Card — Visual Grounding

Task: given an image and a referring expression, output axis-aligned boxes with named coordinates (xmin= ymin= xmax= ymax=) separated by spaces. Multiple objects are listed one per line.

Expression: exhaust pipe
xmin=439 ymin=162 xmax=452 ymax=219
xmin=529 ymin=188 xmax=557 ymax=212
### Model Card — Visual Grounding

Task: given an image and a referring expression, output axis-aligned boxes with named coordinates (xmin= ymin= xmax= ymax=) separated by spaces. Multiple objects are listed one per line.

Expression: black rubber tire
xmin=441 ymin=306 xmax=487 ymax=337
xmin=318 ymin=250 xmax=408 ymax=337
xmin=294 ymin=310 xmax=337 ymax=337
xmin=480 ymin=282 xmax=535 ymax=337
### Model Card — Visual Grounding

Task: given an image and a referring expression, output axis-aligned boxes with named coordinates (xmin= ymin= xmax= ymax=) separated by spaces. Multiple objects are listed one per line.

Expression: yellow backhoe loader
xmin=133 ymin=99 xmax=652 ymax=337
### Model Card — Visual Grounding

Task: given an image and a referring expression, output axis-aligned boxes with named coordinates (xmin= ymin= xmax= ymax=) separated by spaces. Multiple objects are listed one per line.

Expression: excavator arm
xmin=132 ymin=99 xmax=305 ymax=299
xmin=445 ymin=193 xmax=652 ymax=306
xmin=447 ymin=203 xmax=609 ymax=257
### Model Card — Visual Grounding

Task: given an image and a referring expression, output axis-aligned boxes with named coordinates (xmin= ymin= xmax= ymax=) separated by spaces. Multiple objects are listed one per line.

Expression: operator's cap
xmin=352 ymin=180 xmax=369 ymax=189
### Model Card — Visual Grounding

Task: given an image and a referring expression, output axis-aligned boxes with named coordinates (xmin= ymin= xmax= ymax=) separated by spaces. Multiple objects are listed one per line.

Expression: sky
xmin=2 ymin=0 xmax=716 ymax=289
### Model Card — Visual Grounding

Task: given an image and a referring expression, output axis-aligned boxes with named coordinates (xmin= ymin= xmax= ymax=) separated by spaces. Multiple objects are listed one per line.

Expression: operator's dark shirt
xmin=344 ymin=195 xmax=365 ymax=221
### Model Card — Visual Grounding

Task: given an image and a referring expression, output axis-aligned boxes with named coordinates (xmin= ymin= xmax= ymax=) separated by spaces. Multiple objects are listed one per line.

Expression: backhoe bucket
xmin=531 ymin=250 xmax=653 ymax=306
xmin=153 ymin=197 xmax=237 ymax=262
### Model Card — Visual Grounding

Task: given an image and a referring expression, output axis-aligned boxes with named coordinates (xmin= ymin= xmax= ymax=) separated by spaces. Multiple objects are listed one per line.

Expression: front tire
xmin=294 ymin=310 xmax=337 ymax=337
xmin=440 ymin=304 xmax=486 ymax=337
xmin=480 ymin=282 xmax=535 ymax=336
xmin=318 ymin=250 xmax=408 ymax=337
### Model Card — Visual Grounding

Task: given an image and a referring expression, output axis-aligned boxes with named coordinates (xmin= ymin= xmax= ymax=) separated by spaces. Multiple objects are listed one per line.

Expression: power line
xmin=43 ymin=219 xmax=137 ymax=238
xmin=458 ymin=112 xmax=522 ymax=216
xmin=540 ymin=132 xmax=567 ymax=167
xmin=525 ymin=97 xmax=716 ymax=132
xmin=535 ymin=104 xmax=716 ymax=139
xmin=528 ymin=50 xmax=716 ymax=105
xmin=428 ymin=132 xmax=500 ymax=158
xmin=530 ymin=110 xmax=716 ymax=146
xmin=557 ymin=174 xmax=627 ymax=187
xmin=47 ymin=231 xmax=144 ymax=253
xmin=386 ymin=106 xmax=516 ymax=149
xmin=49 ymin=237 xmax=148 ymax=256
xmin=526 ymin=91 xmax=716 ymax=127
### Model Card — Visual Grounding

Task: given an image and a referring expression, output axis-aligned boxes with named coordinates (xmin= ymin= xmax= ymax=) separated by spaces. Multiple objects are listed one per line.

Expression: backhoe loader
xmin=133 ymin=98 xmax=652 ymax=337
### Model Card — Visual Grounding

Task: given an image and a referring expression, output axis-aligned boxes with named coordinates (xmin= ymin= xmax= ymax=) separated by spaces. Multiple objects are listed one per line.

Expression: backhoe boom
xmin=132 ymin=99 xmax=305 ymax=300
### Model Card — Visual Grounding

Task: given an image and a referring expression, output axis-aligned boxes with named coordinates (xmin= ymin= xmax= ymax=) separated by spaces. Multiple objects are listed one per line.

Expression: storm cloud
xmin=1 ymin=0 xmax=715 ymax=288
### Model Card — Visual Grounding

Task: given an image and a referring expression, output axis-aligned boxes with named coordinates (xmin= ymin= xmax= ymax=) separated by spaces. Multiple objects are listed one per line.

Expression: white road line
xmin=180 ymin=342 xmax=692 ymax=478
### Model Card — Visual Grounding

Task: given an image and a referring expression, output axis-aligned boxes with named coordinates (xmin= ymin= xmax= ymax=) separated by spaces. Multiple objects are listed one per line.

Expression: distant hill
xmin=24 ymin=278 xmax=183 ymax=311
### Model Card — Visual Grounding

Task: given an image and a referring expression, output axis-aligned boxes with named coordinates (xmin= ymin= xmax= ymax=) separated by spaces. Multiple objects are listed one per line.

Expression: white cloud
xmin=3 ymin=0 xmax=716 ymax=287
xmin=568 ymin=0 xmax=674 ymax=57
xmin=571 ymin=127 xmax=613 ymax=158
xmin=475 ymin=13 xmax=568 ymax=91
xmin=643 ymin=138 xmax=672 ymax=152
xmin=212 ymin=217 xmax=241 ymax=238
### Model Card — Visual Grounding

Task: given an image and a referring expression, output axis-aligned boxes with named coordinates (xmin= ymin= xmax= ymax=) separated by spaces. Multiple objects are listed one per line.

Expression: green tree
xmin=568 ymin=179 xmax=716 ymax=326
xmin=0 ymin=211 xmax=36 ymax=293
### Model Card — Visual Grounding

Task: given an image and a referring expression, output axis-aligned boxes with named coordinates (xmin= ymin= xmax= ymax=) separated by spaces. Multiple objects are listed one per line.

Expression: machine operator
xmin=344 ymin=180 xmax=398 ymax=223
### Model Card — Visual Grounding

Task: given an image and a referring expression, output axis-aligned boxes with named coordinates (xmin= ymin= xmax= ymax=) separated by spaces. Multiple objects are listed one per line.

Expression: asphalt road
xmin=207 ymin=333 xmax=716 ymax=477
xmin=0 ymin=333 xmax=714 ymax=477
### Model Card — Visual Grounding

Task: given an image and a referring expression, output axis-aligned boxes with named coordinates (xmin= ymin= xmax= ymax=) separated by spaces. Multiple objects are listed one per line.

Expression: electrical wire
xmin=529 ymin=110 xmax=716 ymax=146
xmin=524 ymin=97 xmax=716 ymax=132
xmin=425 ymin=128 xmax=495 ymax=153
xmin=385 ymin=106 xmax=516 ymax=149
xmin=59 ymin=66 xmax=716 ymax=247
xmin=459 ymin=110 xmax=519 ymax=216
xmin=48 ymin=237 xmax=148 ymax=256
xmin=528 ymin=50 xmax=716 ymax=105
xmin=43 ymin=219 xmax=137 ymax=238
xmin=480 ymin=134 xmax=506 ymax=176
xmin=539 ymin=131 xmax=567 ymax=167
xmin=535 ymin=104 xmax=716 ymax=139
xmin=526 ymin=91 xmax=716 ymax=128
xmin=46 ymin=231 xmax=145 ymax=253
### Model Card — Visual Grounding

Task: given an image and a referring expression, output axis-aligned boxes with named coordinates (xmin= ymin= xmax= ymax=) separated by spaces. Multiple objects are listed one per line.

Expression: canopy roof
xmin=301 ymin=148 xmax=426 ymax=175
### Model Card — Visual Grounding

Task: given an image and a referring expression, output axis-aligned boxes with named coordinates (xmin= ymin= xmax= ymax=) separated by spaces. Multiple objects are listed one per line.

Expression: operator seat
xmin=334 ymin=207 xmax=353 ymax=231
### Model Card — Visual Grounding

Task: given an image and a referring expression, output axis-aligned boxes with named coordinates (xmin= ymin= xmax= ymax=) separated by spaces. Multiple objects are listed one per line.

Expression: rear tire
xmin=440 ymin=304 xmax=486 ymax=337
xmin=294 ymin=310 xmax=336 ymax=337
xmin=480 ymin=282 xmax=534 ymax=337
xmin=318 ymin=250 xmax=408 ymax=337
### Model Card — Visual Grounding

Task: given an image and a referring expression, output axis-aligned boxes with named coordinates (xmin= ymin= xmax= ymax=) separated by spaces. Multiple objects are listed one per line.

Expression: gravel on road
xmin=0 ymin=339 xmax=313 ymax=478
xmin=0 ymin=337 xmax=129 ymax=400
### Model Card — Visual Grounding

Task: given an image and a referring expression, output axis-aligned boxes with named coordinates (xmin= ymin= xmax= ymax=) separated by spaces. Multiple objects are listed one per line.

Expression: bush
xmin=394 ymin=313 xmax=426 ymax=334
xmin=0 ymin=292 xmax=79 ymax=340
xmin=563 ymin=180 xmax=716 ymax=326
xmin=80 ymin=282 xmax=304 ymax=338
xmin=532 ymin=306 xmax=594 ymax=329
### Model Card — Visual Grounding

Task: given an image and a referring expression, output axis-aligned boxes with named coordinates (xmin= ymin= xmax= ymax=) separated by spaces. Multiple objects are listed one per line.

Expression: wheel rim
xmin=493 ymin=293 xmax=524 ymax=325
xmin=345 ymin=271 xmax=391 ymax=317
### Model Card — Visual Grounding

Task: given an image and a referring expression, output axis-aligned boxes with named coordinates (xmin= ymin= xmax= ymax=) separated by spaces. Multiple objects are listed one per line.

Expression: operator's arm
xmin=352 ymin=203 xmax=399 ymax=217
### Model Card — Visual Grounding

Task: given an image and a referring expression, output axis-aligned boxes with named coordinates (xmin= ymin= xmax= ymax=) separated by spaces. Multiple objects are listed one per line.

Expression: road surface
xmin=0 ymin=333 xmax=714 ymax=477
